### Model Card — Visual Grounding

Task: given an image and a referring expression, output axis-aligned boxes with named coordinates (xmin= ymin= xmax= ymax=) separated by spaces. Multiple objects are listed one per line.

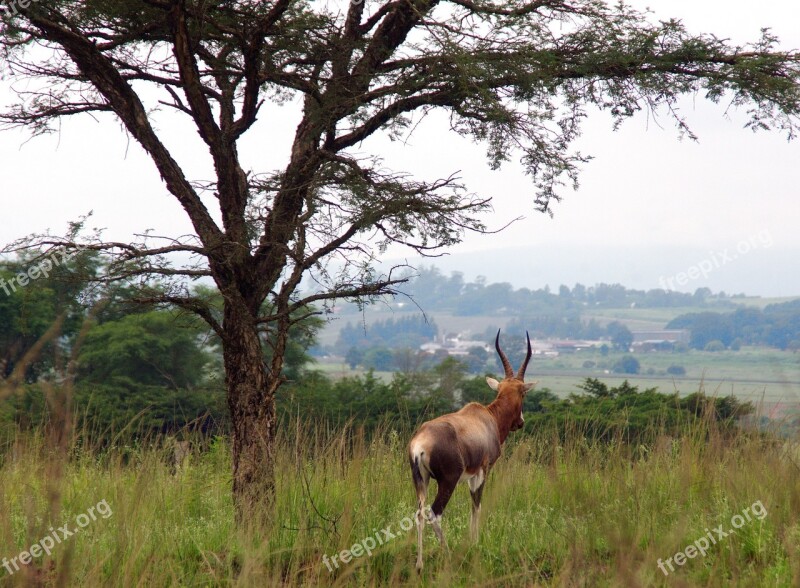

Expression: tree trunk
xmin=222 ymin=299 xmax=277 ymax=524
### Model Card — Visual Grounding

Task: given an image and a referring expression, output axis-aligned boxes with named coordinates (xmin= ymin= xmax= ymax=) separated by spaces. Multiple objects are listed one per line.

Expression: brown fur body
xmin=408 ymin=331 xmax=534 ymax=570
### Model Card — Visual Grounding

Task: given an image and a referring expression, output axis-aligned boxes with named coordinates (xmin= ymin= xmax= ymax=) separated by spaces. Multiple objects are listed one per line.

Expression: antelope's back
xmin=409 ymin=403 xmax=500 ymax=479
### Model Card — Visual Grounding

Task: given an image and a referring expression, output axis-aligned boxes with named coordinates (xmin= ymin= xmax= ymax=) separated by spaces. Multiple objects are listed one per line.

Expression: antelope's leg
xmin=468 ymin=469 xmax=486 ymax=542
xmin=430 ymin=474 xmax=458 ymax=549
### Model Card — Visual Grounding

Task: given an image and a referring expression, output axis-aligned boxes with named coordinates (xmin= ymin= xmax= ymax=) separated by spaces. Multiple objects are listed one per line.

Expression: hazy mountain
xmin=382 ymin=244 xmax=797 ymax=298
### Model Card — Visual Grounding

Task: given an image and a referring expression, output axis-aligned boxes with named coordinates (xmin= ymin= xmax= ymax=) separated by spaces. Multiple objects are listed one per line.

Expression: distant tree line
xmin=668 ymin=300 xmax=800 ymax=350
xmin=397 ymin=267 xmax=738 ymax=316
xmin=338 ymin=314 xmax=438 ymax=349
xmin=337 ymin=315 xmax=443 ymax=372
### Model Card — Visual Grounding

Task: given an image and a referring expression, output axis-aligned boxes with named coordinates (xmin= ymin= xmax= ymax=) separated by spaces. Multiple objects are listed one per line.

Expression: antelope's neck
xmin=487 ymin=397 xmax=518 ymax=444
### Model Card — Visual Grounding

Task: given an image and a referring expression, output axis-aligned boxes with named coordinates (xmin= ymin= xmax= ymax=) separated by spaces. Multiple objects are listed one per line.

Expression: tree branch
xmin=20 ymin=10 xmax=224 ymax=252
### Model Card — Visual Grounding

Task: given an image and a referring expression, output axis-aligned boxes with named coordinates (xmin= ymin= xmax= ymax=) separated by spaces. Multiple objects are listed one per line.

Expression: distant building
xmin=420 ymin=335 xmax=491 ymax=356
xmin=631 ymin=329 xmax=690 ymax=346
xmin=421 ymin=334 xmax=598 ymax=358
xmin=549 ymin=340 xmax=599 ymax=353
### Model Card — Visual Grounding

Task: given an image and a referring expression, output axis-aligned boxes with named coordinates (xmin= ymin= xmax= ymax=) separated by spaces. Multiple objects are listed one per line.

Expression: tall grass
xmin=2 ymin=408 xmax=800 ymax=587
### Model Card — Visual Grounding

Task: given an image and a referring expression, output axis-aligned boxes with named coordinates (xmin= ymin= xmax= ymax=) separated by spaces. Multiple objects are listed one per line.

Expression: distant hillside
xmin=379 ymin=244 xmax=800 ymax=298
xmin=318 ymin=267 xmax=800 ymax=353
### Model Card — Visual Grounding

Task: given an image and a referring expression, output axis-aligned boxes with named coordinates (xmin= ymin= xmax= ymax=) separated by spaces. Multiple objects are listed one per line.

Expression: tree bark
xmin=222 ymin=297 xmax=277 ymax=523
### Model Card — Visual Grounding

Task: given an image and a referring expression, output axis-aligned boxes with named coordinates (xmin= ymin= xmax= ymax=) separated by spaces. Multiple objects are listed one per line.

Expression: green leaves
xmin=77 ymin=310 xmax=211 ymax=389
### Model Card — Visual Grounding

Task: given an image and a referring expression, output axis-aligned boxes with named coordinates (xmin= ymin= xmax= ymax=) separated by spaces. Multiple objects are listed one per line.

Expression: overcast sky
xmin=1 ymin=0 xmax=799 ymax=295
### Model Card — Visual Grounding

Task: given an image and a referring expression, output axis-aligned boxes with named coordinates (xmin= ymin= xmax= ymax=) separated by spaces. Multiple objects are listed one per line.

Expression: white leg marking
xmin=469 ymin=469 xmax=485 ymax=541
xmin=467 ymin=470 xmax=485 ymax=493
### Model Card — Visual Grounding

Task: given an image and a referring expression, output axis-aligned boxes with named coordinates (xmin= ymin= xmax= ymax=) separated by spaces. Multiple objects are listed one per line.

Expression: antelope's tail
xmin=409 ymin=442 xmax=430 ymax=571
xmin=411 ymin=453 xmax=424 ymax=488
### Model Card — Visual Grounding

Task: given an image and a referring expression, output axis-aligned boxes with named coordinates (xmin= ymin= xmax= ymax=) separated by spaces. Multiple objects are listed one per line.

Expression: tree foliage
xmin=78 ymin=311 xmax=210 ymax=388
xmin=612 ymin=354 xmax=640 ymax=374
xmin=338 ymin=314 xmax=438 ymax=349
xmin=668 ymin=301 xmax=800 ymax=350
xmin=607 ymin=321 xmax=633 ymax=351
xmin=0 ymin=248 xmax=100 ymax=381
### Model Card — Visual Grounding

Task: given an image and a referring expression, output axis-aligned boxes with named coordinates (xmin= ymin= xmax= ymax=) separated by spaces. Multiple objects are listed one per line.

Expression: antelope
xmin=408 ymin=330 xmax=534 ymax=570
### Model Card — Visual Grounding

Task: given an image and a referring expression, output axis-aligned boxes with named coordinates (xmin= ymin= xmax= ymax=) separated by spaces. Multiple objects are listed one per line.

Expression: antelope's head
xmin=487 ymin=330 xmax=535 ymax=432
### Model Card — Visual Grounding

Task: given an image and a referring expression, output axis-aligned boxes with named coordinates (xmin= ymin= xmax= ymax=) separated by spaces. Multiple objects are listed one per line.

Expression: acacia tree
xmin=2 ymin=0 xmax=799 ymax=518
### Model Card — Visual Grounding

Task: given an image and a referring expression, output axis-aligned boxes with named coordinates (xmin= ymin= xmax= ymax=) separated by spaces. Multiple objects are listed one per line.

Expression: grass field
xmin=2 ymin=418 xmax=800 ymax=586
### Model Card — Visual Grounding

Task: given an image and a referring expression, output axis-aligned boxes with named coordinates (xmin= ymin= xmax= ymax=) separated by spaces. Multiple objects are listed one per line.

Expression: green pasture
xmin=1 ymin=419 xmax=799 ymax=586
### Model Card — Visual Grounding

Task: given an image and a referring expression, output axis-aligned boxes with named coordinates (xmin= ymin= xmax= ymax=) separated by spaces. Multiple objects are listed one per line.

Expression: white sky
xmin=1 ymin=0 xmax=799 ymax=294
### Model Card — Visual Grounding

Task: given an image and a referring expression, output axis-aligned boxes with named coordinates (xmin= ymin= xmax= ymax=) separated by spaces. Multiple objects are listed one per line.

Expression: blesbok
xmin=408 ymin=330 xmax=534 ymax=570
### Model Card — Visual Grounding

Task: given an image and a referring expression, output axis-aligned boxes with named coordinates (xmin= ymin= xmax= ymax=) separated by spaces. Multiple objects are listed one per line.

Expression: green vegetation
xmin=1 ymin=414 xmax=797 ymax=586
xmin=669 ymin=300 xmax=800 ymax=350
xmin=0 ymin=248 xmax=98 ymax=381
xmin=279 ymin=367 xmax=758 ymax=447
xmin=0 ymin=251 xmax=798 ymax=585
xmin=612 ymin=354 xmax=641 ymax=374
xmin=0 ymin=255 xmax=796 ymax=586
xmin=527 ymin=378 xmax=754 ymax=445
xmin=2 ymin=248 xmax=797 ymax=443
xmin=338 ymin=315 xmax=439 ymax=350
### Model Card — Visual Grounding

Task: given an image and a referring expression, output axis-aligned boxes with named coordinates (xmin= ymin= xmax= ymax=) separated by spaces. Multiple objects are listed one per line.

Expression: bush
xmin=704 ymin=340 xmax=726 ymax=352
xmin=666 ymin=364 xmax=686 ymax=376
xmin=362 ymin=347 xmax=394 ymax=371
xmin=612 ymin=355 xmax=640 ymax=374
xmin=527 ymin=378 xmax=755 ymax=445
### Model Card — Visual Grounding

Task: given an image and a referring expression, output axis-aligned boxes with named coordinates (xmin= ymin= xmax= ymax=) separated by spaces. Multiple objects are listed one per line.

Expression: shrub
xmin=666 ymin=364 xmax=686 ymax=376
xmin=612 ymin=355 xmax=640 ymax=374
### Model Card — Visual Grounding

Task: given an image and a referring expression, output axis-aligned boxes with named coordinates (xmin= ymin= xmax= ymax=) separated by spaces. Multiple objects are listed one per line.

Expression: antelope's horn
xmin=517 ymin=331 xmax=532 ymax=380
xmin=495 ymin=329 xmax=514 ymax=378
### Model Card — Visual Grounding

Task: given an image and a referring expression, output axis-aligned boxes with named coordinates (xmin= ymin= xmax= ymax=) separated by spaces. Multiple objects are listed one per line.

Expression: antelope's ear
xmin=486 ymin=377 xmax=500 ymax=391
xmin=523 ymin=382 xmax=537 ymax=394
